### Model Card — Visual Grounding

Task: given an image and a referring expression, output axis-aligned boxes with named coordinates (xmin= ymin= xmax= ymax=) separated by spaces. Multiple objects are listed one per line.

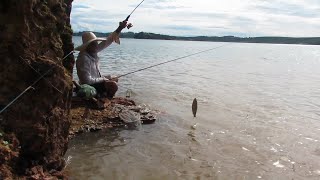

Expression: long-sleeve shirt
xmin=76 ymin=32 xmax=120 ymax=85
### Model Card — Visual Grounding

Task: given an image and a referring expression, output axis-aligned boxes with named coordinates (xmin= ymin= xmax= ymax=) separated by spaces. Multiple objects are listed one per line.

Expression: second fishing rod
xmin=117 ymin=43 xmax=232 ymax=78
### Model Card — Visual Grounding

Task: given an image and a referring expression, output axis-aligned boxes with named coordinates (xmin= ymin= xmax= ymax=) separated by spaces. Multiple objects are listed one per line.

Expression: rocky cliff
xmin=0 ymin=0 xmax=74 ymax=178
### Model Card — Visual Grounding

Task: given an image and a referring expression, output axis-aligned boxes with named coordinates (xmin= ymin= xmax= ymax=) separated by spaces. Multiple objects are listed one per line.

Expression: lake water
xmin=66 ymin=37 xmax=320 ymax=179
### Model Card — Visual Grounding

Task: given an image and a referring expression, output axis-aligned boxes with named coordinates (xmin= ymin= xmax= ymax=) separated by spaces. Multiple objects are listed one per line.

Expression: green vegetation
xmin=0 ymin=129 xmax=9 ymax=149
xmin=2 ymin=140 xmax=8 ymax=145
xmin=73 ymin=31 xmax=320 ymax=45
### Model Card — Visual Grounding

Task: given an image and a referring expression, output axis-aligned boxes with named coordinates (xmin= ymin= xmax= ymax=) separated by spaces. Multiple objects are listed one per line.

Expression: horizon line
xmin=72 ymin=31 xmax=320 ymax=39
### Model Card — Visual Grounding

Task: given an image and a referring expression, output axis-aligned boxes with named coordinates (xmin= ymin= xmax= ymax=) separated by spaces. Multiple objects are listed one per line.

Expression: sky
xmin=71 ymin=0 xmax=320 ymax=37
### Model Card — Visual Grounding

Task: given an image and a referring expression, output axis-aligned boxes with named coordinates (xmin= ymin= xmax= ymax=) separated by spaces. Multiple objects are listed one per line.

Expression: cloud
xmin=131 ymin=4 xmax=184 ymax=10
xmin=72 ymin=4 xmax=92 ymax=10
xmin=251 ymin=1 xmax=320 ymax=18
xmin=165 ymin=25 xmax=197 ymax=31
xmin=71 ymin=2 xmax=127 ymax=32
xmin=70 ymin=0 xmax=320 ymax=37
xmin=129 ymin=0 xmax=184 ymax=10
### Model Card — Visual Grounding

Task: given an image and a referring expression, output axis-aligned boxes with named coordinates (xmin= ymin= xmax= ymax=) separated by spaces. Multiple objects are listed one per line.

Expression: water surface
xmin=66 ymin=37 xmax=320 ymax=179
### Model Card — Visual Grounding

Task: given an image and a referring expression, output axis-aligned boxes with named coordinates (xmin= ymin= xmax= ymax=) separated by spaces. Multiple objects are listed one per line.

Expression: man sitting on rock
xmin=75 ymin=21 xmax=131 ymax=101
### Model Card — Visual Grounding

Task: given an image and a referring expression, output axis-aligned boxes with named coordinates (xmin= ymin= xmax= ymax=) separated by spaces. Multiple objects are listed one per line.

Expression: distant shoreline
xmin=73 ymin=32 xmax=320 ymax=45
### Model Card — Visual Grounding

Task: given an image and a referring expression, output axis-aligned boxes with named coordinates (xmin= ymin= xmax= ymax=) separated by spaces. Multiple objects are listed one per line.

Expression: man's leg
xmin=103 ymin=81 xmax=118 ymax=99
xmin=90 ymin=81 xmax=117 ymax=109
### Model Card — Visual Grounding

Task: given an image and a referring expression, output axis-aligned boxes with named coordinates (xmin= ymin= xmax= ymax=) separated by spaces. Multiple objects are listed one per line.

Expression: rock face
xmin=0 ymin=0 xmax=74 ymax=177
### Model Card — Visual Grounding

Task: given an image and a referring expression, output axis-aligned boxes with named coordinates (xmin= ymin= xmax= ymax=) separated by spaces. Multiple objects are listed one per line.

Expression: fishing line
xmin=117 ymin=43 xmax=232 ymax=78
xmin=125 ymin=0 xmax=146 ymax=21
xmin=0 ymin=52 xmax=74 ymax=114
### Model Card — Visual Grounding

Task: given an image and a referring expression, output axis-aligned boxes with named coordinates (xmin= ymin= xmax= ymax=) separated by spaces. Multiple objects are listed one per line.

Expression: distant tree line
xmin=73 ymin=32 xmax=320 ymax=45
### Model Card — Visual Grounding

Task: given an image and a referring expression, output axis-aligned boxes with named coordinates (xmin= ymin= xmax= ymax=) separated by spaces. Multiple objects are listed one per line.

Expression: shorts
xmin=91 ymin=82 xmax=107 ymax=97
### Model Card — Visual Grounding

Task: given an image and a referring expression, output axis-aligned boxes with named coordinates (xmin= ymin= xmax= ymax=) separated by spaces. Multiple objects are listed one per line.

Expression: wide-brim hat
xmin=75 ymin=32 xmax=107 ymax=52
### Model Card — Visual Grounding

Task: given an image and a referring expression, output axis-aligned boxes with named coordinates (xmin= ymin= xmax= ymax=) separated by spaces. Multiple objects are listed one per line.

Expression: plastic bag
xmin=77 ymin=84 xmax=97 ymax=99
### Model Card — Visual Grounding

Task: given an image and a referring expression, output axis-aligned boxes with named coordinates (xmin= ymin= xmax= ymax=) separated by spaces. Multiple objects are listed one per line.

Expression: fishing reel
xmin=124 ymin=15 xmax=133 ymax=29
xmin=127 ymin=23 xmax=133 ymax=29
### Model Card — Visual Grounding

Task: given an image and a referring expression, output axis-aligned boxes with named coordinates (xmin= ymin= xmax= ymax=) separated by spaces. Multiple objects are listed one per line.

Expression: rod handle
xmin=125 ymin=15 xmax=130 ymax=21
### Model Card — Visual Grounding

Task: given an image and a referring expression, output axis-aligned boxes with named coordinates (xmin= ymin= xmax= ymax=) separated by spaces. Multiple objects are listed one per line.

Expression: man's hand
xmin=119 ymin=21 xmax=128 ymax=29
xmin=104 ymin=75 xmax=118 ymax=82
xmin=115 ymin=21 xmax=128 ymax=33
xmin=104 ymin=75 xmax=111 ymax=80
xmin=111 ymin=76 xmax=119 ymax=83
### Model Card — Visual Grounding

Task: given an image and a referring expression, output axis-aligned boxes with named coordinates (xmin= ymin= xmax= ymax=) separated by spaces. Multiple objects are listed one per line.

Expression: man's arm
xmin=97 ymin=21 xmax=128 ymax=52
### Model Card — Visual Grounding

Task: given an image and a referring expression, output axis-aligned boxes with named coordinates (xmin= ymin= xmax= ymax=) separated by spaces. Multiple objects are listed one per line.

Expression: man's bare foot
xmin=98 ymin=98 xmax=111 ymax=109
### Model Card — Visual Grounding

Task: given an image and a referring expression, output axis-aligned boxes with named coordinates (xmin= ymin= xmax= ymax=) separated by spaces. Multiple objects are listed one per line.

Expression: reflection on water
xmin=66 ymin=38 xmax=320 ymax=179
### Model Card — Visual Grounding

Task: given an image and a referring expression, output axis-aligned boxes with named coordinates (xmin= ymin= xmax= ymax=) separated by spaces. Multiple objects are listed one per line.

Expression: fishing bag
xmin=76 ymin=84 xmax=97 ymax=99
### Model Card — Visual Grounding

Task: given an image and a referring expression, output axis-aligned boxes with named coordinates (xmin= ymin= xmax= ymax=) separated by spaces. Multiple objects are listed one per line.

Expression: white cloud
xmin=71 ymin=0 xmax=320 ymax=37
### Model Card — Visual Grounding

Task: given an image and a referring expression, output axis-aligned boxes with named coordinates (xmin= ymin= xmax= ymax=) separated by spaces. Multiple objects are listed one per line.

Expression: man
xmin=75 ymin=21 xmax=131 ymax=100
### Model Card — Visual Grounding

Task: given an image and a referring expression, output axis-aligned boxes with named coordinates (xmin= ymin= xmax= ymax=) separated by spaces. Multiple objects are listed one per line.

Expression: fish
xmin=192 ymin=98 xmax=197 ymax=118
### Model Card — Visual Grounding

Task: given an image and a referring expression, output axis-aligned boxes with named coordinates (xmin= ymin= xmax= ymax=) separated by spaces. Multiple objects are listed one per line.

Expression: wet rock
xmin=140 ymin=109 xmax=151 ymax=115
xmin=77 ymin=129 xmax=84 ymax=134
xmin=69 ymin=97 xmax=158 ymax=137
xmin=129 ymin=106 xmax=142 ymax=112
xmin=119 ymin=110 xmax=141 ymax=123
xmin=141 ymin=115 xmax=157 ymax=124
xmin=112 ymin=97 xmax=136 ymax=106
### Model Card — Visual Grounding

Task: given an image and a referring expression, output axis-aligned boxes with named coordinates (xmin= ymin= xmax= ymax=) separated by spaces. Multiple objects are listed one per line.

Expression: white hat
xmin=75 ymin=32 xmax=106 ymax=51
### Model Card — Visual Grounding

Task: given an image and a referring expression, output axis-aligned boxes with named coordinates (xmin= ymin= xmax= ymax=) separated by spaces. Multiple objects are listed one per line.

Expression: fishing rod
xmin=125 ymin=0 xmax=146 ymax=21
xmin=117 ymin=43 xmax=232 ymax=78
xmin=61 ymin=0 xmax=146 ymax=57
